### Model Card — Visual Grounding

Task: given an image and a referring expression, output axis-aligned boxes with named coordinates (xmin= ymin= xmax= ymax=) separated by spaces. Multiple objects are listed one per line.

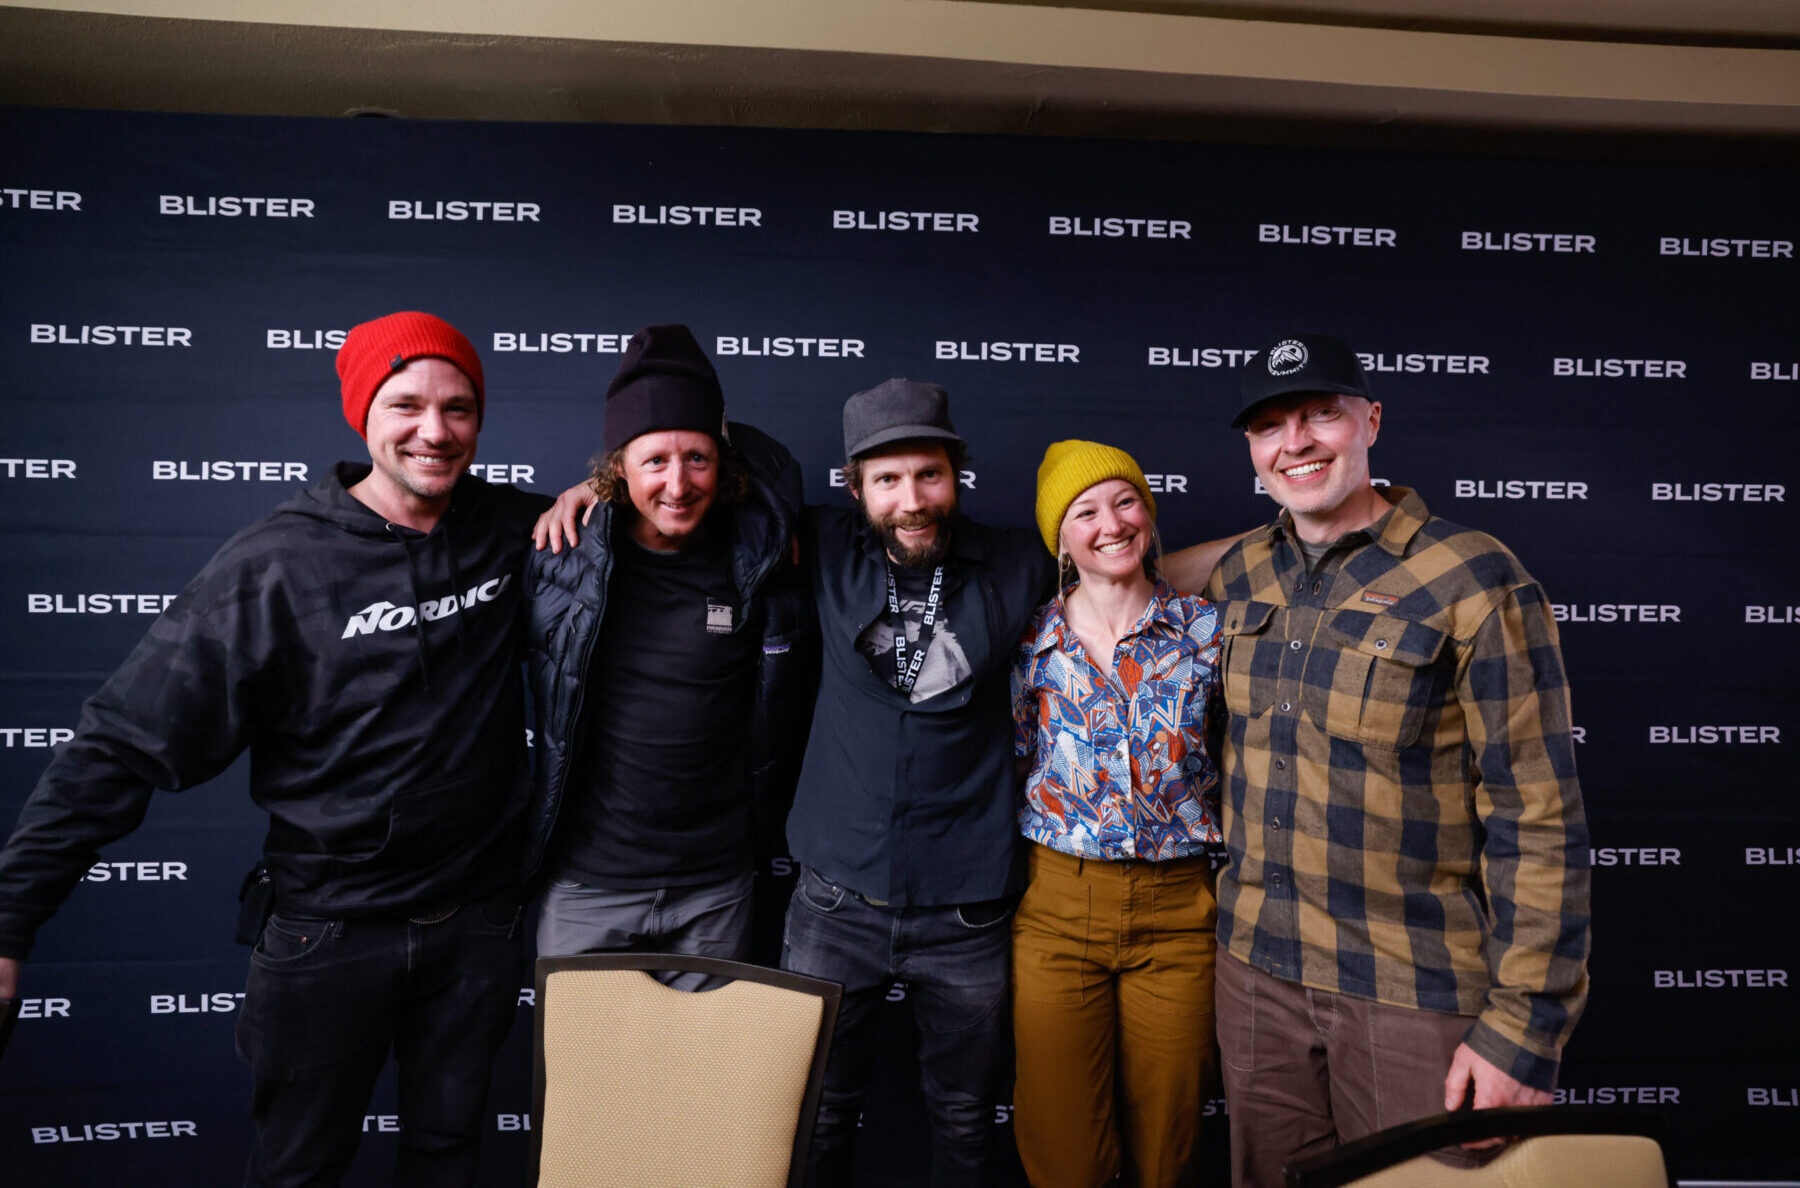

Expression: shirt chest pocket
xmin=1219 ymin=600 xmax=1279 ymax=719
xmin=1305 ymin=610 xmax=1449 ymax=749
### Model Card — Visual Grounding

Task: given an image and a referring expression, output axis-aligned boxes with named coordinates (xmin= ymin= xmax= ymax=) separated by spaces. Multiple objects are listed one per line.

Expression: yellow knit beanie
xmin=1034 ymin=439 xmax=1156 ymax=556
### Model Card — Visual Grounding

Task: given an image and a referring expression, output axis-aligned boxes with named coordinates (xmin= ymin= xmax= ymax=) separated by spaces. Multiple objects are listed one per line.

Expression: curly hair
xmin=588 ymin=441 xmax=751 ymax=506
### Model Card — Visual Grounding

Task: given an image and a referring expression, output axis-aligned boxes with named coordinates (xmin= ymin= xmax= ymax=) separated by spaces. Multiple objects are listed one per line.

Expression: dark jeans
xmin=233 ymin=889 xmax=523 ymax=1188
xmin=781 ymin=865 xmax=1013 ymax=1188
xmin=534 ymin=869 xmax=755 ymax=991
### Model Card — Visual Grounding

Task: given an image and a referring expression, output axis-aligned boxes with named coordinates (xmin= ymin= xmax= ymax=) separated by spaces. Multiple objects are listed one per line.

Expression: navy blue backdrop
xmin=1 ymin=108 xmax=1797 ymax=1185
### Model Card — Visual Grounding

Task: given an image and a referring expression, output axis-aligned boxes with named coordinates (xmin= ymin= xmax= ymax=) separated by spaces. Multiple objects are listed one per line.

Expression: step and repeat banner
xmin=1 ymin=108 xmax=1796 ymax=1186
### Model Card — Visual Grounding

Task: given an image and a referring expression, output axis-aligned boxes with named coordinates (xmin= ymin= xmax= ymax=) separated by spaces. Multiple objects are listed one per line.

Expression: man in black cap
xmin=522 ymin=324 xmax=815 ymax=984
xmin=781 ymin=379 xmax=1054 ymax=1187
xmin=1176 ymin=334 xmax=1590 ymax=1187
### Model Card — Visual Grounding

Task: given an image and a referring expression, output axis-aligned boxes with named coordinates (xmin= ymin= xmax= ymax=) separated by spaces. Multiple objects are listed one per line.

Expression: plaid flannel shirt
xmin=1204 ymin=487 xmax=1589 ymax=1090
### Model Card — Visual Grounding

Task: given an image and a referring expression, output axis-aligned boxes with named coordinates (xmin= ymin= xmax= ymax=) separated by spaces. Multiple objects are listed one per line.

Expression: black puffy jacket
xmin=521 ymin=423 xmax=818 ymax=884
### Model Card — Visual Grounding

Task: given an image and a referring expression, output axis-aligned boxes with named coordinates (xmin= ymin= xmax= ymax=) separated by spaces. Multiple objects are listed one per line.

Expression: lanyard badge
xmin=887 ymin=564 xmax=944 ymax=696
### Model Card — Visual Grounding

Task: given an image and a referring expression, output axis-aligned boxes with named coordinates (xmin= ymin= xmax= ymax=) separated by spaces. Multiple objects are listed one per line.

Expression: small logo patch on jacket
xmin=1361 ymin=591 xmax=1400 ymax=608
xmin=706 ymin=602 xmax=735 ymax=634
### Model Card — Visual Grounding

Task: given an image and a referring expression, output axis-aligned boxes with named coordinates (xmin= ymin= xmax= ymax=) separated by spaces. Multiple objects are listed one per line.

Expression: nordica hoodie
xmin=0 ymin=464 xmax=549 ymax=959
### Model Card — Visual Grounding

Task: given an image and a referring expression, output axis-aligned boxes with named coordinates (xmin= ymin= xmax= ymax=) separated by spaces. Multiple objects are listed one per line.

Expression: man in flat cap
xmin=781 ymin=379 xmax=1054 ymax=1187
xmin=0 ymin=311 xmax=549 ymax=1186
xmin=1169 ymin=333 xmax=1590 ymax=1187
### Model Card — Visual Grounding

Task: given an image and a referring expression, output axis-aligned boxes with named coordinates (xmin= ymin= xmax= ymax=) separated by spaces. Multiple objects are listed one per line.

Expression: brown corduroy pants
xmin=1011 ymin=843 xmax=1220 ymax=1188
xmin=1214 ymin=952 xmax=1481 ymax=1188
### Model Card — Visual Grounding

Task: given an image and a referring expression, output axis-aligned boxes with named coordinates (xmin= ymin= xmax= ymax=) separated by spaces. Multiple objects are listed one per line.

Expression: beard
xmin=871 ymin=506 xmax=954 ymax=569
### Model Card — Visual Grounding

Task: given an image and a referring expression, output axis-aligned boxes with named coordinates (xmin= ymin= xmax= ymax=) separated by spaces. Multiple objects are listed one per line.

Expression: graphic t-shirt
xmin=856 ymin=561 xmax=971 ymax=703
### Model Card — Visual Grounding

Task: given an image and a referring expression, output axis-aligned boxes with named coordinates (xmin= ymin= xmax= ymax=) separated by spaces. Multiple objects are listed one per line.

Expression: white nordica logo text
xmin=342 ymin=574 xmax=512 ymax=638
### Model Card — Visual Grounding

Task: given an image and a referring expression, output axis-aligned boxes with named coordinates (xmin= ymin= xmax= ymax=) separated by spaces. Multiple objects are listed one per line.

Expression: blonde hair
xmin=586 ymin=443 xmax=750 ymax=506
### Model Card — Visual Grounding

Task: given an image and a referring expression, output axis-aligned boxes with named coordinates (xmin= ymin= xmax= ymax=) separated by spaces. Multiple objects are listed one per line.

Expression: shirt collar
xmin=1266 ymin=486 xmax=1428 ymax=558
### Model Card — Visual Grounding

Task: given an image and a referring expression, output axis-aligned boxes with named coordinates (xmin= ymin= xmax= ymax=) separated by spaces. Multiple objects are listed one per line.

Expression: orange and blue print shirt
xmin=1012 ymin=580 xmax=1224 ymax=862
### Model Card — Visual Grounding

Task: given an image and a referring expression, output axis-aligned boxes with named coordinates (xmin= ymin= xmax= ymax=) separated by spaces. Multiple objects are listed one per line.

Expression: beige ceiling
xmin=977 ymin=1 xmax=1800 ymax=44
xmin=3 ymin=1 xmax=1797 ymax=159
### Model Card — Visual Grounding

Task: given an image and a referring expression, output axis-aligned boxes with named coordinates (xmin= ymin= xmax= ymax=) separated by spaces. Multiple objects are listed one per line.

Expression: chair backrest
xmin=1284 ymin=1107 xmax=1673 ymax=1188
xmin=532 ymin=953 xmax=841 ymax=1188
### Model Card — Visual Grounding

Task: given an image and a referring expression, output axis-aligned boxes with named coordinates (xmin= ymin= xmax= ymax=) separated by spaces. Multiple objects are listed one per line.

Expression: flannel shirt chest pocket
xmin=1219 ymin=600 xmax=1279 ymax=719
xmin=1304 ymin=610 xmax=1449 ymax=749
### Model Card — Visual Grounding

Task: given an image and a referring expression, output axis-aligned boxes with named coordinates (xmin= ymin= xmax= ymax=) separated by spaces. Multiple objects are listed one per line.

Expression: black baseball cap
xmin=1234 ymin=333 xmax=1373 ymax=428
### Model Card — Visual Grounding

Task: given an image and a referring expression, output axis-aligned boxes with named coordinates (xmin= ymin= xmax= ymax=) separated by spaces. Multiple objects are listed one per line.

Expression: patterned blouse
xmin=1012 ymin=580 xmax=1224 ymax=862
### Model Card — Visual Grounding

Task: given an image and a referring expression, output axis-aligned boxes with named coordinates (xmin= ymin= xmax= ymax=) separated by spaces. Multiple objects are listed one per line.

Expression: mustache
xmin=882 ymin=510 xmax=945 ymax=532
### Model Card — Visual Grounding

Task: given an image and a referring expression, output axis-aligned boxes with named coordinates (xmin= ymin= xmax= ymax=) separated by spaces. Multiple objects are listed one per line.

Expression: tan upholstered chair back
xmin=1284 ymin=1107 xmax=1674 ymax=1188
xmin=535 ymin=963 xmax=832 ymax=1188
xmin=1342 ymin=1133 xmax=1668 ymax=1188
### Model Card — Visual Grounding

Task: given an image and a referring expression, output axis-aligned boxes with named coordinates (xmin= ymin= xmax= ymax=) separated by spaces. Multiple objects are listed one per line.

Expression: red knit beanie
xmin=336 ymin=311 xmax=485 ymax=437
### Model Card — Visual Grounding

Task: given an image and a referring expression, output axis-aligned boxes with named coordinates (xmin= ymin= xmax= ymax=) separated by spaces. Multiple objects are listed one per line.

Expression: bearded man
xmin=780 ymin=378 xmax=1054 ymax=1188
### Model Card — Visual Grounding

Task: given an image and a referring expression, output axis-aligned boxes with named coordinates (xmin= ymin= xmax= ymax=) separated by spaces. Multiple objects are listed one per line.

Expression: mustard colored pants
xmin=1011 ymin=843 xmax=1219 ymax=1188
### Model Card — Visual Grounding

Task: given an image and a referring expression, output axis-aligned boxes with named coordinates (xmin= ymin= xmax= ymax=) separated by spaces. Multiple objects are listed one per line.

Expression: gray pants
xmin=534 ymin=869 xmax=756 ymax=991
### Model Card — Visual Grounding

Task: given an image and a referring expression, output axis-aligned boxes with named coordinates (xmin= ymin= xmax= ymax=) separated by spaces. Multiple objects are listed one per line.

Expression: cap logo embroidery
xmin=389 ymin=353 xmax=405 ymax=371
xmin=1268 ymin=339 xmax=1308 ymax=376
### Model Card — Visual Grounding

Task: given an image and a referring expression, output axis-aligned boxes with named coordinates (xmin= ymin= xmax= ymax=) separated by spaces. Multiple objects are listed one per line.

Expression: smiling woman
xmin=1009 ymin=439 xmax=1227 ymax=1188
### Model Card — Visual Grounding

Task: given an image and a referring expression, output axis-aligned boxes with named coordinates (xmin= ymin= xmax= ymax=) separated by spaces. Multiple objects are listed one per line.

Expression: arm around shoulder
xmin=1161 ymin=530 xmax=1255 ymax=595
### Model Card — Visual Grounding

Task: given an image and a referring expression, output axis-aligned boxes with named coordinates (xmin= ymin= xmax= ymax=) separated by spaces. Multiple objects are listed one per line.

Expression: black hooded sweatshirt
xmin=0 ymin=464 xmax=549 ymax=959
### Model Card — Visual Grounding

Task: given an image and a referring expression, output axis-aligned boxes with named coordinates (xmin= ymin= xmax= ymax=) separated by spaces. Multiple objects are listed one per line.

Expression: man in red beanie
xmin=0 ymin=311 xmax=550 ymax=1187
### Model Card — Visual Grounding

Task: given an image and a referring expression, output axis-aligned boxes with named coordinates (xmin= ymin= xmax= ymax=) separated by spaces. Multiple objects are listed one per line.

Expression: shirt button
xmin=1375 ymin=639 xmax=1389 ymax=650
xmin=1294 ymin=578 xmax=1305 ymax=593
xmin=1274 ymin=758 xmax=1286 ymax=770
xmin=1288 ymin=639 xmax=1302 ymax=651
xmin=1279 ymin=700 xmax=1292 ymax=713
xmin=1270 ymin=872 xmax=1284 ymax=887
xmin=1270 ymin=817 xmax=1282 ymax=830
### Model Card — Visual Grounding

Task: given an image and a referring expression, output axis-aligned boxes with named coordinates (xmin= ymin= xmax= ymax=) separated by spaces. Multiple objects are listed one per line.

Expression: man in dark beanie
xmin=0 ymin=311 xmax=551 ymax=1186
xmin=522 ymin=324 xmax=816 ymax=984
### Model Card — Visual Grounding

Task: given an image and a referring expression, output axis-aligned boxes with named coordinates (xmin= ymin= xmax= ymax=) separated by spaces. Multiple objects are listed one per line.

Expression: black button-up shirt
xmin=786 ymin=506 xmax=1053 ymax=906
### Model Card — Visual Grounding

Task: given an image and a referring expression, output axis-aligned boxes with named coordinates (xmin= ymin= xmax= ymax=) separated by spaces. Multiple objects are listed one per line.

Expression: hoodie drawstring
xmin=441 ymin=513 xmax=471 ymax=659
xmin=388 ymin=524 xmax=436 ymax=690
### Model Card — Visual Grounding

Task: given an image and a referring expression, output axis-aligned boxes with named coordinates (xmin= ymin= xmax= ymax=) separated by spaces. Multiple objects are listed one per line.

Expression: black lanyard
xmin=886 ymin=564 xmax=944 ymax=696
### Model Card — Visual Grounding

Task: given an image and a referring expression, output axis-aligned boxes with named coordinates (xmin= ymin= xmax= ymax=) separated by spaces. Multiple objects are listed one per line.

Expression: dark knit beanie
xmin=603 ymin=324 xmax=727 ymax=452
xmin=336 ymin=311 xmax=485 ymax=437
